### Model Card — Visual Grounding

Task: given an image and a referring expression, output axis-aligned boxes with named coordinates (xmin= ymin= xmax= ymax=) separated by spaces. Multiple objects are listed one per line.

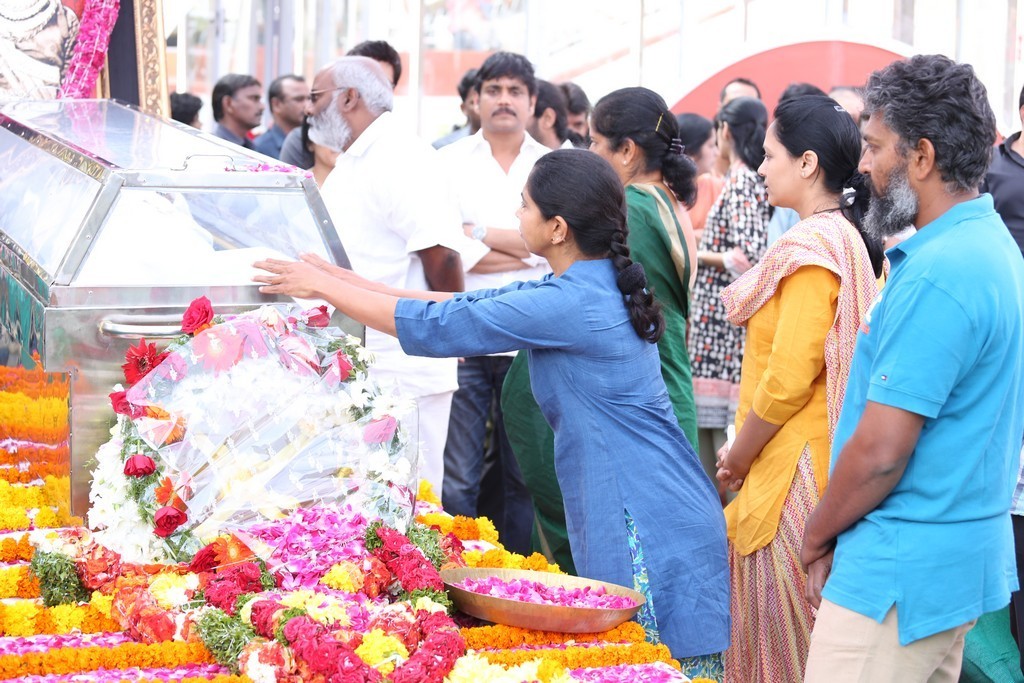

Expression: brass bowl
xmin=441 ymin=567 xmax=645 ymax=633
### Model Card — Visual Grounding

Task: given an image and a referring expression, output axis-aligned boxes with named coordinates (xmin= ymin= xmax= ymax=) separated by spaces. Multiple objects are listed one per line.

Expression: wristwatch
xmin=471 ymin=224 xmax=487 ymax=241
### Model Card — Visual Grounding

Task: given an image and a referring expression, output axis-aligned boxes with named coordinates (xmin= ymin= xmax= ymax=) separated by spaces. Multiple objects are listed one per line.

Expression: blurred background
xmin=163 ymin=0 xmax=1023 ymax=137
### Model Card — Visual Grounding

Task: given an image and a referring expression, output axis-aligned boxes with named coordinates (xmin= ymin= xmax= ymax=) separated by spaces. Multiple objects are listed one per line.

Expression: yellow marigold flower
xmin=462 ymin=550 xmax=482 ymax=567
xmin=415 ymin=512 xmax=451 ymax=535
xmin=320 ymin=562 xmax=361 ymax=593
xmin=49 ymin=603 xmax=85 ymax=633
xmin=0 ymin=508 xmax=30 ymax=531
xmin=475 ymin=517 xmax=499 ymax=544
xmin=355 ymin=628 xmax=408 ymax=675
xmin=1 ymin=600 xmax=40 ymax=637
xmin=89 ymin=591 xmax=114 ymax=619
xmin=538 ymin=659 xmax=571 ymax=682
xmin=33 ymin=507 xmax=60 ymax=528
xmin=417 ymin=479 xmax=441 ymax=505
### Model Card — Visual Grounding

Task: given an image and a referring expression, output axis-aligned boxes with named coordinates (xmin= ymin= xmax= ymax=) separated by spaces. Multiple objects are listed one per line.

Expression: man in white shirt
xmin=308 ymin=56 xmax=465 ymax=492
xmin=438 ymin=51 xmax=551 ymax=554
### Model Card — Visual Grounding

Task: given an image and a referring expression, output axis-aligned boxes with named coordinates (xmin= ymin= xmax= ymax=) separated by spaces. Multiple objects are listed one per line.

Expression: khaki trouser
xmin=804 ymin=599 xmax=975 ymax=683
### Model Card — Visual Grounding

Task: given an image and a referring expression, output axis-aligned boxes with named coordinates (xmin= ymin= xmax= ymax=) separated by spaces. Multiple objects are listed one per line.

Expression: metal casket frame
xmin=0 ymin=99 xmax=360 ymax=515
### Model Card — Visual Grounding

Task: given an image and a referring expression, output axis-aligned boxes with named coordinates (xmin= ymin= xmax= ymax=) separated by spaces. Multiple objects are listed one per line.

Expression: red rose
xmin=181 ymin=296 xmax=215 ymax=334
xmin=204 ymin=580 xmax=243 ymax=614
xmin=122 ymin=339 xmax=169 ymax=386
xmin=123 ymin=454 xmax=156 ymax=477
xmin=153 ymin=506 xmax=187 ymax=538
xmin=250 ymin=599 xmax=285 ymax=638
xmin=109 ymin=390 xmax=144 ymax=419
xmin=303 ymin=305 xmax=330 ymax=327
xmin=188 ymin=544 xmax=220 ymax=573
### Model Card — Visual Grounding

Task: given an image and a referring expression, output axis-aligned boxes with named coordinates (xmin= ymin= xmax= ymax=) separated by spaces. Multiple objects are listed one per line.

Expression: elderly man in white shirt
xmin=437 ymin=52 xmax=551 ymax=554
xmin=307 ymin=56 xmax=465 ymax=493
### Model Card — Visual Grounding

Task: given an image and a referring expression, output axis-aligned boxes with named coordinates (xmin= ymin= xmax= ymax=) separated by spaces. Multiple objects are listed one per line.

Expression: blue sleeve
xmin=455 ymin=277 xmax=549 ymax=303
xmin=395 ymin=279 xmax=582 ymax=358
xmin=865 ymin=278 xmax=975 ymax=418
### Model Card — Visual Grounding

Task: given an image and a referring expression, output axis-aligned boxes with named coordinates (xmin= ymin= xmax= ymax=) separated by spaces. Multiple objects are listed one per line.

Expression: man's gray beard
xmin=309 ymin=103 xmax=351 ymax=152
xmin=863 ymin=162 xmax=919 ymax=240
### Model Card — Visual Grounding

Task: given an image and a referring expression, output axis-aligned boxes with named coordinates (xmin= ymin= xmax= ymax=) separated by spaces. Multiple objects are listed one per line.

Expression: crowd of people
xmin=169 ymin=41 xmax=1024 ymax=682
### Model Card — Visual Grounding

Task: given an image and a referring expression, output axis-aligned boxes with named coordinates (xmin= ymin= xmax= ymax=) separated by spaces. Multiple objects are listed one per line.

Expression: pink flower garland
xmin=454 ymin=577 xmax=638 ymax=610
xmin=59 ymin=0 xmax=121 ymax=99
xmin=570 ymin=662 xmax=691 ymax=682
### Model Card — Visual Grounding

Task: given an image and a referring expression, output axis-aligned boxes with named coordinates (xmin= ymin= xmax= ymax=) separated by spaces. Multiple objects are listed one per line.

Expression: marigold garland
xmin=0 ymin=506 xmax=81 ymax=531
xmin=0 ymin=599 xmax=120 ymax=636
xmin=0 ymin=363 xmax=71 ymax=395
xmin=0 ymin=640 xmax=214 ymax=677
xmin=462 ymin=547 xmax=560 ymax=573
xmin=476 ymin=642 xmax=680 ymax=671
xmin=0 ymin=563 xmax=40 ymax=598
xmin=0 ymin=462 xmax=70 ymax=484
xmin=0 ymin=534 xmax=34 ymax=562
xmin=416 ymin=511 xmax=500 ymax=544
xmin=0 ymin=444 xmax=69 ymax=467
xmin=0 ymin=393 xmax=69 ymax=444
xmin=460 ymin=621 xmax=647 ymax=650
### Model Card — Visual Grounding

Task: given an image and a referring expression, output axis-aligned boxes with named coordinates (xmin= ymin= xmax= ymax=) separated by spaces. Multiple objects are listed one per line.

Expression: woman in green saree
xmin=502 ymin=87 xmax=702 ymax=577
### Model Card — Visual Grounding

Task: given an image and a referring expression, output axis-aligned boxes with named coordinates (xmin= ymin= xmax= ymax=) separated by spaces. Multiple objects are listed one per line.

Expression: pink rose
xmin=363 ymin=416 xmax=397 ymax=444
xmin=181 ymin=296 xmax=214 ymax=334
xmin=335 ymin=352 xmax=354 ymax=379
xmin=123 ymin=454 xmax=156 ymax=477
xmin=153 ymin=506 xmax=187 ymax=538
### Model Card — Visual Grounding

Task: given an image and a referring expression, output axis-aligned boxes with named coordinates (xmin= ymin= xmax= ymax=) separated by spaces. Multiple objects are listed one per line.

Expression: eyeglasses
xmin=309 ymin=87 xmax=348 ymax=105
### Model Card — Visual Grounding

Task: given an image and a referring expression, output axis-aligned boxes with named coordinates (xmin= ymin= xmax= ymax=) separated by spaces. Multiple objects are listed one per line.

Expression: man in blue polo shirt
xmin=801 ymin=54 xmax=1024 ymax=681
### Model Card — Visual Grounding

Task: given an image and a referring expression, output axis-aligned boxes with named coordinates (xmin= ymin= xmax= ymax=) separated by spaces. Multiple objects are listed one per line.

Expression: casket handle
xmin=98 ymin=318 xmax=183 ymax=340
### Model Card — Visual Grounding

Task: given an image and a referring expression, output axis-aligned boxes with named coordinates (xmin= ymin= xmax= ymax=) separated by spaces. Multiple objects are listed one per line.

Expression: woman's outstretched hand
xmin=253 ymin=258 xmax=330 ymax=298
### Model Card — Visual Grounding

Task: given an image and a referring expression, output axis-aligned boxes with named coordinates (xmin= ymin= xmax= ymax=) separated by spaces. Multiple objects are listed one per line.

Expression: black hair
xmin=717 ymin=96 xmax=767 ymax=172
xmin=865 ymin=54 xmax=996 ymax=192
xmin=559 ymin=82 xmax=591 ymax=115
xmin=474 ymin=51 xmax=536 ymax=96
xmin=347 ymin=40 xmax=402 ymax=87
xmin=719 ymin=77 xmax=761 ymax=103
xmin=211 ymin=74 xmax=260 ymax=121
xmin=526 ymin=150 xmax=664 ymax=343
xmin=773 ymin=95 xmax=885 ymax=276
xmin=267 ymin=74 xmax=305 ymax=104
xmin=676 ymin=113 xmax=714 ymax=161
xmin=1019 ymin=83 xmax=1023 ymax=110
xmin=591 ymin=87 xmax=698 ymax=207
xmin=457 ymin=68 xmax=479 ymax=102
xmin=534 ymin=80 xmax=569 ymax=144
xmin=169 ymin=92 xmax=202 ymax=125
xmin=778 ymin=82 xmax=827 ymax=104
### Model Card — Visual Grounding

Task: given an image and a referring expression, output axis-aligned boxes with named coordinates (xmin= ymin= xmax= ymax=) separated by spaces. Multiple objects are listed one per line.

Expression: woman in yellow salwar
xmin=715 ymin=95 xmax=885 ymax=682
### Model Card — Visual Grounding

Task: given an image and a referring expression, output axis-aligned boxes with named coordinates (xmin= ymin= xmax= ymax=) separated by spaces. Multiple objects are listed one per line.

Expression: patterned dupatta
xmin=720 ymin=211 xmax=881 ymax=441
xmin=630 ymin=183 xmax=692 ymax=312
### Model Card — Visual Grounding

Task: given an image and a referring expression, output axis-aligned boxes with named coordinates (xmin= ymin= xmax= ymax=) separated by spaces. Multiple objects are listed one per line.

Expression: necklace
xmin=811 ymin=207 xmax=842 ymax=216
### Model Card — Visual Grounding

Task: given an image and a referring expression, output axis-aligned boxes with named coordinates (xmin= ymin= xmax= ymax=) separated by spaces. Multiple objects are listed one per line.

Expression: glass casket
xmin=0 ymin=99 xmax=356 ymax=515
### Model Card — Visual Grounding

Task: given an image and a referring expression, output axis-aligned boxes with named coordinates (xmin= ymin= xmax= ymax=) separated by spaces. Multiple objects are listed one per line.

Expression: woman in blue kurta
xmin=254 ymin=150 xmax=730 ymax=666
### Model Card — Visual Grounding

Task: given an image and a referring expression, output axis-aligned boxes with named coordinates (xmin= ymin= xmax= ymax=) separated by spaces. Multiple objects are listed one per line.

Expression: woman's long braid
xmin=611 ymin=227 xmax=664 ymax=343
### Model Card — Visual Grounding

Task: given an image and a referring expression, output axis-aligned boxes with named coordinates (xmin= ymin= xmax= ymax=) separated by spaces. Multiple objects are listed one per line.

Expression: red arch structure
xmin=670 ymin=40 xmax=908 ymax=118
